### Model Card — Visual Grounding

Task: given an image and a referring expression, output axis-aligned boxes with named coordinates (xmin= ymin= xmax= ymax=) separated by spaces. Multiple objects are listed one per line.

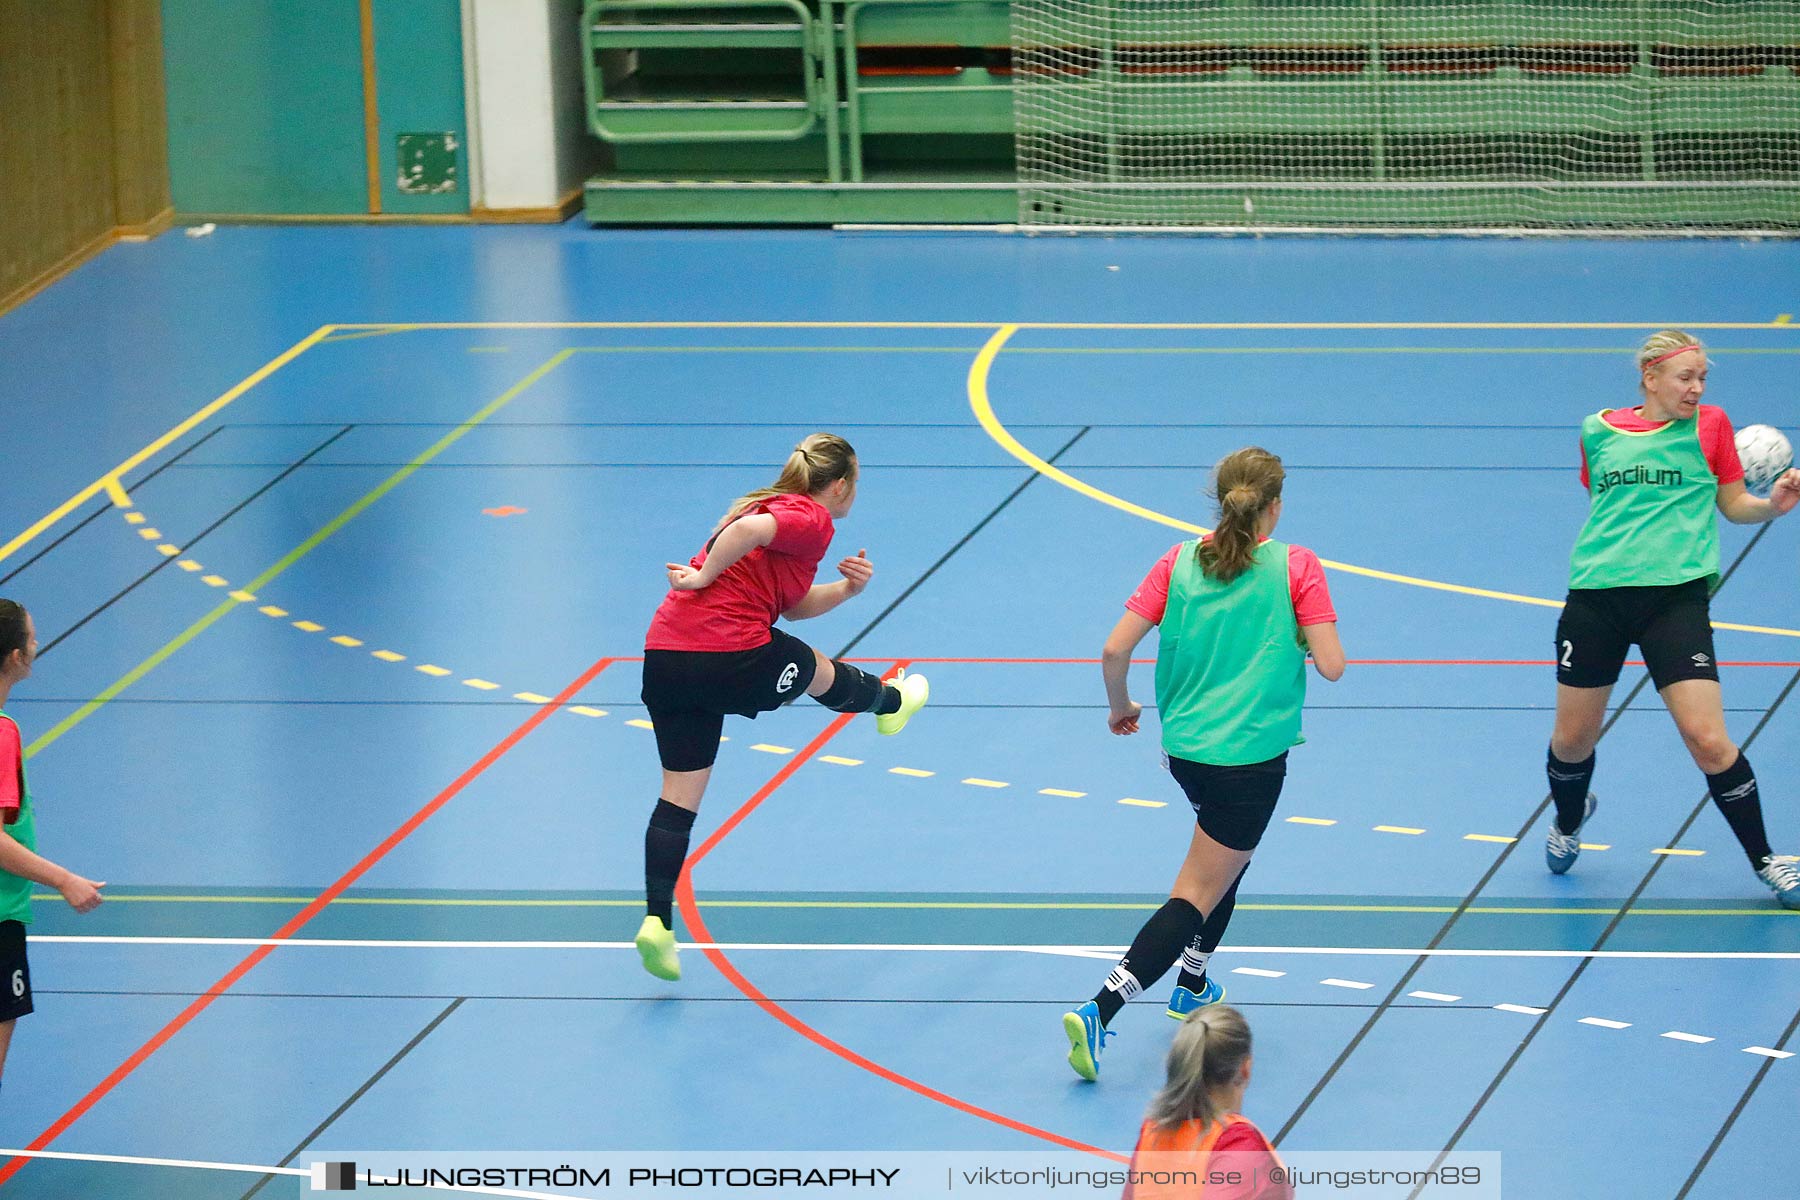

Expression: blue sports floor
xmin=2 ymin=226 xmax=1799 ymax=1198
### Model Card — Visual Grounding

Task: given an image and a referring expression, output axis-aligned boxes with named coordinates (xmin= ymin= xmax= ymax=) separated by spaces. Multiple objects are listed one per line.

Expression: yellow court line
xmin=326 ymin=321 xmax=1800 ymax=332
xmin=24 ymin=351 xmax=574 ymax=760
xmin=967 ymin=324 xmax=1800 ymax=638
xmin=0 ymin=325 xmax=336 ymax=568
xmin=26 ymin=894 xmax=1790 ymax=917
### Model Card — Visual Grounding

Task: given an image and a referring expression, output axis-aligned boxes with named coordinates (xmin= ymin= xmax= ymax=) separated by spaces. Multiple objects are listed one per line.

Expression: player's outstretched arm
xmin=783 ymin=551 xmax=873 ymax=620
xmin=1102 ymin=611 xmax=1155 ymax=734
xmin=666 ymin=513 xmax=778 ymax=590
xmin=1301 ymin=621 xmax=1346 ymax=681
xmin=1717 ymin=473 xmax=1800 ymax=524
xmin=0 ymin=837 xmax=103 ymax=914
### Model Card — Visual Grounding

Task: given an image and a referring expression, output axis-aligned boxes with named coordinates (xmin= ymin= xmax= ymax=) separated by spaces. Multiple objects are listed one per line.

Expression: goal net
xmin=1010 ymin=0 xmax=1800 ymax=231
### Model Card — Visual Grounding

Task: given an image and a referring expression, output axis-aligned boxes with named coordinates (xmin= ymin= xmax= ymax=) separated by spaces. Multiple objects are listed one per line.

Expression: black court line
xmin=834 ymin=427 xmax=1091 ymax=660
xmin=38 ymin=426 xmax=354 ymax=659
xmin=238 ymin=997 xmax=465 ymax=1200
xmin=1405 ymin=664 xmax=1800 ymax=1200
xmin=1275 ymin=521 xmax=1776 ymax=1147
xmin=1675 ymin=999 xmax=1800 ymax=1198
xmin=38 ymin=988 xmax=1487 ymax=1011
xmin=0 ymin=426 xmax=226 ymax=589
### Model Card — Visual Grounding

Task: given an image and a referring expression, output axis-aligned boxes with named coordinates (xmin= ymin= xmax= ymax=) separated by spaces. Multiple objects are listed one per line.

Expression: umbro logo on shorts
xmin=776 ymin=663 xmax=800 ymax=694
xmin=1692 ymin=653 xmax=1712 ymax=666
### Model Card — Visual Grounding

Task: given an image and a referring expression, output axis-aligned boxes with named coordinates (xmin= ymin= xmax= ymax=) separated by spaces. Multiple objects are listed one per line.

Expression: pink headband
xmin=1644 ymin=344 xmax=1702 ymax=369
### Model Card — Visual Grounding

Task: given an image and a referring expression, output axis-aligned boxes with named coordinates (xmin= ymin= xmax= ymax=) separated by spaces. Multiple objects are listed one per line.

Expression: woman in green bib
xmin=0 ymin=599 xmax=106 ymax=1091
xmin=1062 ymin=449 xmax=1344 ymax=1082
xmin=1544 ymin=330 xmax=1800 ymax=907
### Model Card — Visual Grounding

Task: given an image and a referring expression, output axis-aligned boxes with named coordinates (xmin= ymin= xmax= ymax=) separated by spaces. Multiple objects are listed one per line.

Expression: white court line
xmin=30 ymin=936 xmax=1800 ymax=960
xmin=1580 ymin=1017 xmax=1633 ymax=1030
xmin=1232 ymin=967 xmax=1287 ymax=978
xmin=1662 ymin=1031 xmax=1716 ymax=1044
xmin=1409 ymin=991 xmax=1463 ymax=1003
xmin=1321 ymin=978 xmax=1376 ymax=990
xmin=0 ymin=1148 xmax=574 ymax=1199
xmin=1495 ymin=1003 xmax=1549 ymax=1015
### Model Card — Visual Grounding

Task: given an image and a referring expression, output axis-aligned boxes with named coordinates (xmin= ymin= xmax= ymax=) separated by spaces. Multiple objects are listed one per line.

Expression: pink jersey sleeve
xmin=1579 ymin=439 xmax=1590 ymax=490
xmin=763 ymin=495 xmax=833 ymax=560
xmin=1125 ymin=546 xmax=1182 ymax=623
xmin=1701 ymin=406 xmax=1745 ymax=485
xmin=1288 ymin=546 xmax=1337 ymax=625
xmin=0 ymin=719 xmax=20 ymax=810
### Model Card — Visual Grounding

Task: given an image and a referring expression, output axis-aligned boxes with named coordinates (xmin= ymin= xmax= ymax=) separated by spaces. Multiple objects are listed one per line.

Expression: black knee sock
xmin=644 ymin=799 xmax=697 ymax=926
xmin=1706 ymin=752 xmax=1773 ymax=869
xmin=1092 ymin=898 xmax=1204 ymax=1025
xmin=1176 ymin=868 xmax=1245 ymax=992
xmin=1547 ymin=747 xmax=1597 ymax=834
xmin=813 ymin=661 xmax=901 ymax=715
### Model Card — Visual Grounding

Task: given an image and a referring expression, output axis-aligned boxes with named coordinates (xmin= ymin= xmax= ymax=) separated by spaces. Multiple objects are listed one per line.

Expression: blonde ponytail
xmin=719 ymin=433 xmax=857 ymax=529
xmin=1146 ymin=1004 xmax=1253 ymax=1132
xmin=1196 ymin=448 xmax=1285 ymax=584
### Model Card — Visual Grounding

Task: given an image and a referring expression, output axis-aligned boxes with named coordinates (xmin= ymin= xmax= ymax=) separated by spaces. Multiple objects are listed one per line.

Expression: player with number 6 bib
xmin=634 ymin=434 xmax=929 ymax=982
xmin=0 ymin=600 xmax=106 ymax=1092
xmin=1544 ymin=331 xmax=1800 ymax=907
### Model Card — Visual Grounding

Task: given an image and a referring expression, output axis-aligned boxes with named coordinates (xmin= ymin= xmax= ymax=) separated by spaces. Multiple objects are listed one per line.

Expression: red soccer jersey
xmin=645 ymin=493 xmax=836 ymax=652
xmin=0 ymin=717 xmax=20 ymax=816
xmin=1580 ymin=405 xmax=1744 ymax=489
xmin=1127 ymin=538 xmax=1337 ymax=627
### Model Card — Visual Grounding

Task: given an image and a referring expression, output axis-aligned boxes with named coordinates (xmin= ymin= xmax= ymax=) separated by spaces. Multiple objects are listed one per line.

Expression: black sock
xmin=644 ymin=799 xmax=697 ymax=926
xmin=814 ymin=661 xmax=900 ymax=714
xmin=1547 ymin=747 xmax=1596 ymax=834
xmin=1176 ymin=867 xmax=1245 ymax=992
xmin=1706 ymin=752 xmax=1773 ymax=869
xmin=1092 ymin=898 xmax=1204 ymax=1025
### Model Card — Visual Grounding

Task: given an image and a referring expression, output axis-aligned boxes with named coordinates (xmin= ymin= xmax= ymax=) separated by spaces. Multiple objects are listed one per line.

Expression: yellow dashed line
xmin=415 ymin=664 xmax=452 ymax=677
xmin=462 ymin=679 xmax=501 ymax=691
xmin=258 ymin=606 xmax=289 ymax=618
xmin=514 ymin=692 xmax=552 ymax=703
xmin=963 ymin=778 xmax=1009 ymax=789
xmin=124 ymin=512 xmax=146 ymax=525
xmin=1119 ymin=797 xmax=1167 ymax=808
xmin=330 ymin=635 xmax=363 ymax=647
xmin=1287 ymin=816 xmax=1337 ymax=826
xmin=626 ymin=718 xmax=655 ymax=730
xmin=568 ymin=706 xmax=607 ymax=718
xmin=229 ymin=591 xmax=257 ymax=603
xmin=1375 ymin=825 xmax=1427 ymax=836
xmin=202 ymin=576 xmax=229 ymax=588
xmin=1653 ymin=848 xmax=1705 ymax=857
xmin=819 ymin=755 xmax=863 ymax=766
xmin=156 ymin=544 xmax=179 ymax=556
xmin=138 ymin=528 xmax=161 ymax=540
xmin=1465 ymin=834 xmax=1518 ymax=844
xmin=752 ymin=744 xmax=795 ymax=755
xmin=1039 ymin=788 xmax=1086 ymax=798
xmin=292 ymin=620 xmax=324 ymax=633
xmin=1777 ymin=313 xmax=1793 ymax=325
xmin=176 ymin=560 xmax=202 ymax=573
xmin=1580 ymin=843 xmax=1611 ymax=851
xmin=890 ymin=767 xmax=934 ymax=778
xmin=372 ymin=650 xmax=406 ymax=663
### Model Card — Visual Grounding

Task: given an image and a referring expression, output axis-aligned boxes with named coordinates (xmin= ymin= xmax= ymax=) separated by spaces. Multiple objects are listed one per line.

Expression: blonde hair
xmin=1196 ymin=447 xmax=1285 ymax=584
xmin=1146 ymin=1004 xmax=1253 ymax=1132
xmin=720 ymin=433 xmax=857 ymax=528
xmin=1636 ymin=330 xmax=1705 ymax=393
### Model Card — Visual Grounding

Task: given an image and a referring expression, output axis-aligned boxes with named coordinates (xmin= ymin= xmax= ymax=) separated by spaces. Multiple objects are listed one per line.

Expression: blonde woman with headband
xmin=1122 ymin=1006 xmax=1292 ymax=1200
xmin=635 ymin=434 xmax=928 ymax=981
xmin=1063 ymin=448 xmax=1344 ymax=1081
xmin=1542 ymin=331 xmax=1800 ymax=906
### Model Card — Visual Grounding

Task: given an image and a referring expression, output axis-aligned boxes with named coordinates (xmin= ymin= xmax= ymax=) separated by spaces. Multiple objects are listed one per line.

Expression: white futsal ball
xmin=1735 ymin=424 xmax=1794 ymax=496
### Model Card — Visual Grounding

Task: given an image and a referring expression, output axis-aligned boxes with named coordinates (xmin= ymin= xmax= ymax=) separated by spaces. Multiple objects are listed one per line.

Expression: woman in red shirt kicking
xmin=635 ymin=433 xmax=928 ymax=981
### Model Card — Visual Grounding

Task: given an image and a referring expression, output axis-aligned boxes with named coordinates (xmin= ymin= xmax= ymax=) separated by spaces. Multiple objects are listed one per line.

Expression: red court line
xmin=677 ymin=661 xmax=1128 ymax=1163
xmin=0 ymin=657 xmax=619 ymax=1188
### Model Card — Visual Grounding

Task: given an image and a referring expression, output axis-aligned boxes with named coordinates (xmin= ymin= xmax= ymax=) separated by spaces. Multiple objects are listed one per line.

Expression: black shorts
xmin=0 ymin=920 xmax=32 ymax=1023
xmin=640 ymin=627 xmax=818 ymax=772
xmin=1166 ymin=752 xmax=1288 ymax=852
xmin=1556 ymin=580 xmax=1718 ymax=691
